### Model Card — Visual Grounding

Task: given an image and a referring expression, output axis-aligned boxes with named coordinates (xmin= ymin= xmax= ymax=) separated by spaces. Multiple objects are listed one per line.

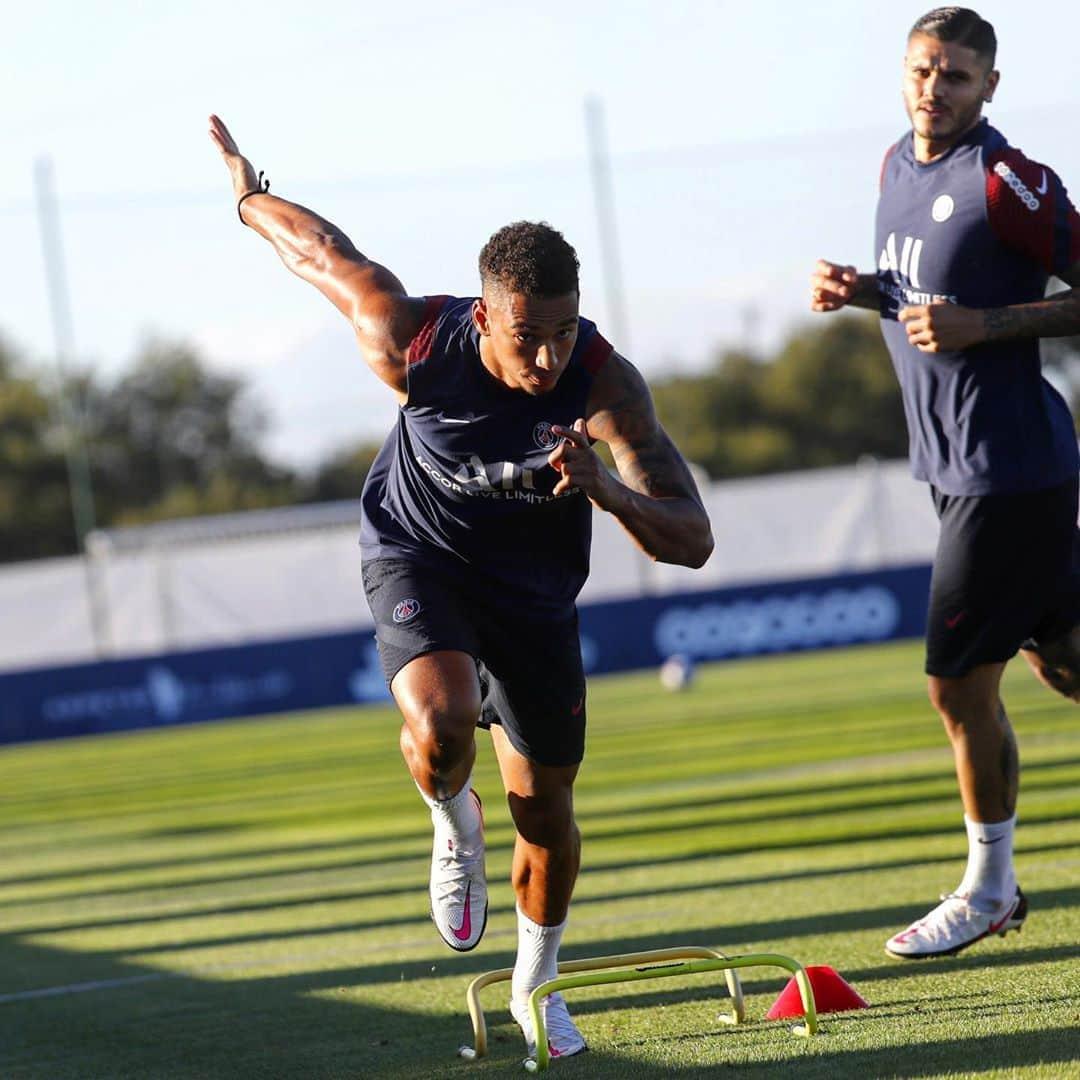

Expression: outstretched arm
xmin=209 ymin=114 xmax=422 ymax=399
xmin=547 ymin=354 xmax=713 ymax=568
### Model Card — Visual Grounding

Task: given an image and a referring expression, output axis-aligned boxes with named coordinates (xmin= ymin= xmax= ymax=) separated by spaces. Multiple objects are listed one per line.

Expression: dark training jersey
xmin=875 ymin=119 xmax=1080 ymax=495
xmin=359 ymin=296 xmax=614 ymax=615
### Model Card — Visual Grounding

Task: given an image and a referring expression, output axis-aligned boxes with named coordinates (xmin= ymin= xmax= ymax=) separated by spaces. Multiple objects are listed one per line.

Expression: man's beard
xmin=911 ymin=101 xmax=983 ymax=145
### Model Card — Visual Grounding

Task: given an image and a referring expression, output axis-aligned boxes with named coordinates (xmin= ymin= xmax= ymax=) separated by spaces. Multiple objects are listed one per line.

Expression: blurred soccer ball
xmin=659 ymin=653 xmax=695 ymax=691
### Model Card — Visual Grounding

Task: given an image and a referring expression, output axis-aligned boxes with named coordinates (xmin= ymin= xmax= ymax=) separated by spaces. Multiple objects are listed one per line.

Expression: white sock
xmin=957 ymin=813 xmax=1016 ymax=913
xmin=416 ymin=775 xmax=481 ymax=843
xmin=512 ymin=906 xmax=566 ymax=1002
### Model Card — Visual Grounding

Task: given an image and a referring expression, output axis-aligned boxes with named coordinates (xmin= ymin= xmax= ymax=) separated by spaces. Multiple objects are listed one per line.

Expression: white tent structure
xmin=0 ymin=459 xmax=939 ymax=674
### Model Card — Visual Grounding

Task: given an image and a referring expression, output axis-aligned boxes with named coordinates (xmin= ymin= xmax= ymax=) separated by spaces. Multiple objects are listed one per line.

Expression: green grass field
xmin=2 ymin=640 xmax=1078 ymax=1079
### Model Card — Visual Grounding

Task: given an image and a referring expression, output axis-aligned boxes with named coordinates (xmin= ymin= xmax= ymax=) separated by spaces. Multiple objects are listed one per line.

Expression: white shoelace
xmin=430 ymin=829 xmax=484 ymax=905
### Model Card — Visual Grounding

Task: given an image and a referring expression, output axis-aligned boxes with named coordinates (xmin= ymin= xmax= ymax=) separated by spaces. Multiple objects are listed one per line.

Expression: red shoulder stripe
xmin=985 ymin=148 xmax=1080 ymax=275
xmin=879 ymin=143 xmax=898 ymax=193
xmin=406 ymin=295 xmax=452 ymax=366
xmin=582 ymin=331 xmax=614 ymax=375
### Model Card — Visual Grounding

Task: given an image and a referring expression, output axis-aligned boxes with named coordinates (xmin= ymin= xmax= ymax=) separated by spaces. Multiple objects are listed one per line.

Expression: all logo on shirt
xmin=880 ymin=232 xmax=925 ymax=286
xmin=412 ymin=448 xmax=580 ymax=506
xmin=878 ymin=230 xmax=958 ymax=310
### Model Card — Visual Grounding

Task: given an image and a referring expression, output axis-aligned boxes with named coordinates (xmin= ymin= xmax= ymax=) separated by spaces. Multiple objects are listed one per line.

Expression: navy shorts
xmin=361 ymin=558 xmax=587 ymax=767
xmin=925 ymin=477 xmax=1080 ymax=678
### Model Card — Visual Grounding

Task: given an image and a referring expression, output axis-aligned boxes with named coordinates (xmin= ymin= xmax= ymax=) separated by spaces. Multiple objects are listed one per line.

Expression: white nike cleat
xmin=429 ymin=790 xmax=487 ymax=951
xmin=510 ymin=992 xmax=587 ymax=1061
xmin=885 ymin=886 xmax=1027 ymax=959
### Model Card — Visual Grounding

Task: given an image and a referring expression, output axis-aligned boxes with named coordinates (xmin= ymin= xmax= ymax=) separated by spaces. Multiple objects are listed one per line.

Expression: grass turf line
xmin=1 ymin=639 xmax=1078 ymax=1079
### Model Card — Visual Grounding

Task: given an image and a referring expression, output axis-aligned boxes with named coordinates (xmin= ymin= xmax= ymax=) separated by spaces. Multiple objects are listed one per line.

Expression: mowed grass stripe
xmin=0 ymin=718 xmax=396 ymax=796
xmin=0 ymin=759 xmax=973 ymax=903
xmin=1 ymin=639 xmax=1078 ymax=1078
xmin=3 ymin=650 xmax=1075 ymax=896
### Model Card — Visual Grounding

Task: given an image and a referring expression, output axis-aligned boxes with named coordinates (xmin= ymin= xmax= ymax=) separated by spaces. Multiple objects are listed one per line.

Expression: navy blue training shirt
xmin=359 ymin=296 xmax=614 ymax=615
xmin=875 ymin=119 xmax=1080 ymax=495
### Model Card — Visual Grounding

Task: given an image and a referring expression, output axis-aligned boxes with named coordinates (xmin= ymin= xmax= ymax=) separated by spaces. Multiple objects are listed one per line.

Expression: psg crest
xmin=393 ymin=598 xmax=421 ymax=623
xmin=533 ymin=421 xmax=560 ymax=450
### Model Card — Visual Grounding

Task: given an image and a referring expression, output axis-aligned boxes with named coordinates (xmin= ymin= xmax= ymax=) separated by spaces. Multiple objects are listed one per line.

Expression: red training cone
xmin=766 ymin=965 xmax=869 ymax=1020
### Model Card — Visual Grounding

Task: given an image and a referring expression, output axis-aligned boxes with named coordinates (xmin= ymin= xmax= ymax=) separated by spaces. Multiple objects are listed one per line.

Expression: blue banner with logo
xmin=0 ymin=563 xmax=930 ymax=745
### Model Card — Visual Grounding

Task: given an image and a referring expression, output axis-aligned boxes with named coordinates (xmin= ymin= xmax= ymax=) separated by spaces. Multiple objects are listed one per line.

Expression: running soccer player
xmin=810 ymin=7 xmax=1080 ymax=960
xmin=209 ymin=115 xmax=713 ymax=1056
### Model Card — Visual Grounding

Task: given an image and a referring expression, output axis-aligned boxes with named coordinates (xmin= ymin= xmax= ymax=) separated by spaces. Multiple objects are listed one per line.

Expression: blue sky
xmin=3 ymin=0 xmax=1078 ymax=467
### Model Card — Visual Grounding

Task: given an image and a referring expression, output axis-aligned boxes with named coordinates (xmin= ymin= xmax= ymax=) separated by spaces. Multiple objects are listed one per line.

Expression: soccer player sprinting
xmin=210 ymin=115 xmax=713 ymax=1056
xmin=811 ymin=7 xmax=1080 ymax=960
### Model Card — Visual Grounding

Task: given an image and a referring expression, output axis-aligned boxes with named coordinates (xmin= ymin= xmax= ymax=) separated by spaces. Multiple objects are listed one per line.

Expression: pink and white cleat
xmin=510 ymin=992 xmax=587 ymax=1062
xmin=885 ymin=887 xmax=1027 ymax=959
xmin=429 ymin=790 xmax=487 ymax=951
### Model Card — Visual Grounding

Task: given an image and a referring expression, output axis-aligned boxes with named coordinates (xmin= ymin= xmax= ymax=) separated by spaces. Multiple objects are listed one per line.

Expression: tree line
xmin=0 ymin=336 xmax=381 ymax=562
xmin=2 ymin=315 xmax=1077 ymax=564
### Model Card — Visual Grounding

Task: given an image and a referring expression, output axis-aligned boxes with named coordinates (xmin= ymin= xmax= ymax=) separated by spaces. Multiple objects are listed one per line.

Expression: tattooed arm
xmin=976 ymin=150 xmax=1080 ymax=346
xmin=546 ymin=352 xmax=714 ymax=568
xmin=982 ymin=265 xmax=1080 ymax=342
xmin=900 ymin=269 xmax=1080 ymax=353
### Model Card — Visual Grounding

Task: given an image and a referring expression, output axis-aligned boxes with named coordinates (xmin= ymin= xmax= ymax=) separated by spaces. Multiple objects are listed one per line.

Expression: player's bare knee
xmin=927 ymin=676 xmax=967 ymax=725
xmin=926 ymin=675 xmax=998 ymax=733
xmin=516 ymin=806 xmax=572 ymax=851
xmin=508 ymin=791 xmax=576 ymax=851
xmin=400 ymin=702 xmax=476 ymax=773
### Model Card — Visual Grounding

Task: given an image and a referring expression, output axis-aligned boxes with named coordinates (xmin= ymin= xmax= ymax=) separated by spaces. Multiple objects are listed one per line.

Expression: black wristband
xmin=236 ymin=171 xmax=270 ymax=224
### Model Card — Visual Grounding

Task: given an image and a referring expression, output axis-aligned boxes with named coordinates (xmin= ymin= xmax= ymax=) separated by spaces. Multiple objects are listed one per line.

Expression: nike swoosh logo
xmin=945 ymin=611 xmax=966 ymax=629
xmin=988 ymin=900 xmax=1018 ymax=933
xmin=451 ymin=881 xmax=473 ymax=941
xmin=571 ymin=694 xmax=585 ymax=716
xmin=1035 ymin=169 xmax=1048 ymax=195
xmin=437 ymin=415 xmax=470 ymax=424
xmin=977 ymin=835 xmax=1005 ymax=845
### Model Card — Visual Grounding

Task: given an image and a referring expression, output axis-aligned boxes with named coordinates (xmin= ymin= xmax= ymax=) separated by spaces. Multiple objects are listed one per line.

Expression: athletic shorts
xmin=361 ymin=558 xmax=587 ymax=767
xmin=925 ymin=477 xmax=1080 ymax=678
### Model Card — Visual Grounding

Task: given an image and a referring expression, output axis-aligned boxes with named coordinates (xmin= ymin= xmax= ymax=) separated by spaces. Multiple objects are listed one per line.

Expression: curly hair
xmin=910 ymin=7 xmax=996 ymax=67
xmin=478 ymin=221 xmax=580 ymax=298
